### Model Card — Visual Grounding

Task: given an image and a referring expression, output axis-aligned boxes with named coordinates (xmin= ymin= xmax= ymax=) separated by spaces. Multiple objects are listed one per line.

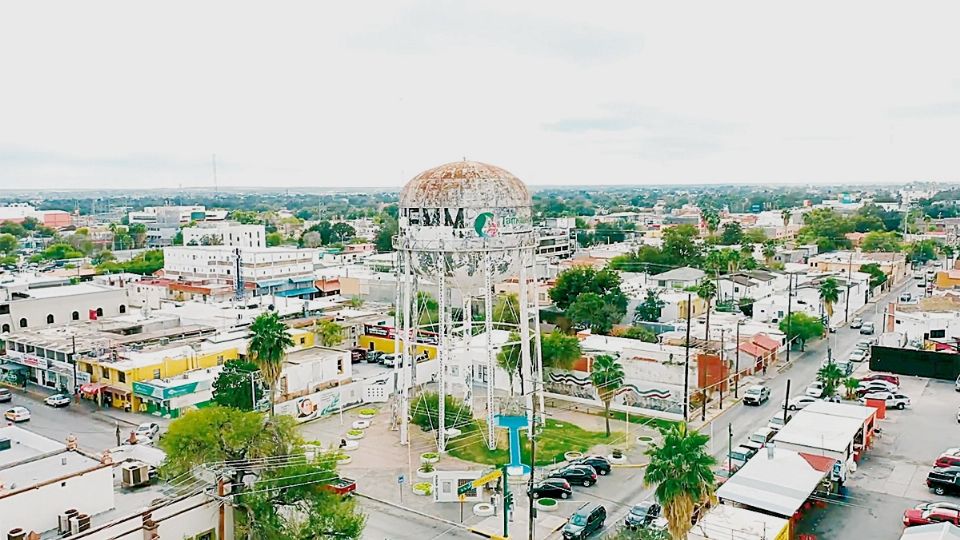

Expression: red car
xmin=860 ymin=374 xmax=900 ymax=387
xmin=903 ymin=507 xmax=960 ymax=527
xmin=935 ymin=448 xmax=960 ymax=468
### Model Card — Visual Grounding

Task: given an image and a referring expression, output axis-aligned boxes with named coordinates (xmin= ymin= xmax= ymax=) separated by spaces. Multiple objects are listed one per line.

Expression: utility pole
xmin=844 ymin=252 xmax=853 ymax=323
xmin=528 ymin=383 xmax=537 ymax=540
xmin=783 ymin=379 xmax=791 ymax=424
xmin=71 ymin=335 xmax=78 ymax=396
xmin=719 ymin=328 xmax=725 ymax=410
xmin=683 ymin=293 xmax=692 ymax=422
xmin=785 ymin=273 xmax=794 ymax=369
xmin=727 ymin=423 xmax=733 ymax=473
xmin=734 ymin=320 xmax=741 ymax=398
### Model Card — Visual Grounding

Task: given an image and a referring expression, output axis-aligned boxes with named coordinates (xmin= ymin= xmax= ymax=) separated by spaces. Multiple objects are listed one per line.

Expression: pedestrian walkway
xmin=0 ymin=380 xmax=171 ymax=429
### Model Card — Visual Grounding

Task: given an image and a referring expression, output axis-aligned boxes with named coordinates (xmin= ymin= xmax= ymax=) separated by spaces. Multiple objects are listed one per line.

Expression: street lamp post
xmin=734 ymin=319 xmax=743 ymax=398
xmin=683 ymin=293 xmax=692 ymax=422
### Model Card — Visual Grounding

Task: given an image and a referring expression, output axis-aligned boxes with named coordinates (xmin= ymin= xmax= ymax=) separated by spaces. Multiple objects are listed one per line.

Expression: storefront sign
xmin=12 ymin=353 xmax=48 ymax=370
xmin=134 ymin=380 xmax=201 ymax=400
xmin=364 ymin=325 xmax=394 ymax=339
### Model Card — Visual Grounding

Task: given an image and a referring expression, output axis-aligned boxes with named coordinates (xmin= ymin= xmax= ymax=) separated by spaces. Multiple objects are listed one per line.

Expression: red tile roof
xmin=752 ymin=333 xmax=780 ymax=352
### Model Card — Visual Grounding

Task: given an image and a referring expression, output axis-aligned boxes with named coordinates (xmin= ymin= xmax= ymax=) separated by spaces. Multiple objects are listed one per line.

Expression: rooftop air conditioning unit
xmin=59 ymin=508 xmax=79 ymax=534
xmin=0 ymin=437 xmax=11 ymax=451
xmin=7 ymin=528 xmax=25 ymax=540
xmin=69 ymin=513 xmax=91 ymax=534
xmin=121 ymin=461 xmax=150 ymax=488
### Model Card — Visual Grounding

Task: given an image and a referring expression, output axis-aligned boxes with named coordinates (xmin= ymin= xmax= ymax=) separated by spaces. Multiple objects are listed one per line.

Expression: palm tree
xmin=818 ymin=277 xmax=841 ymax=323
xmin=843 ymin=377 xmax=860 ymax=400
xmin=781 ymin=209 xmax=791 ymax=227
xmin=248 ymin=312 xmax=294 ymax=416
xmin=696 ymin=279 xmax=717 ymax=341
xmin=761 ymin=241 xmax=776 ymax=267
xmin=817 ymin=361 xmax=844 ymax=399
xmin=644 ymin=423 xmax=717 ymax=540
xmin=314 ymin=319 xmax=344 ymax=347
xmin=590 ymin=355 xmax=624 ymax=437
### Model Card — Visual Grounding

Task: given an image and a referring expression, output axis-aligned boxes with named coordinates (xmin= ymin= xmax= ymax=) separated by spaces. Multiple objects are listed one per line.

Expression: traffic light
xmin=503 ymin=492 xmax=514 ymax=511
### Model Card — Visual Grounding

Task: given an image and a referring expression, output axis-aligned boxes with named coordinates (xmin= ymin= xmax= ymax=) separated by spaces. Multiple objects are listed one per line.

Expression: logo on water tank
xmin=474 ymin=212 xmax=499 ymax=238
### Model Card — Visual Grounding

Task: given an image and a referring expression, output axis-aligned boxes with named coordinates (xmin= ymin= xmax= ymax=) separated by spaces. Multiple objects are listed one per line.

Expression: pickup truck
xmin=324 ymin=477 xmax=357 ymax=496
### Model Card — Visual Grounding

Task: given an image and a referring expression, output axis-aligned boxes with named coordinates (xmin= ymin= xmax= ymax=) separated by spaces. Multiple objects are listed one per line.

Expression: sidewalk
xmin=0 ymin=381 xmax=171 ymax=428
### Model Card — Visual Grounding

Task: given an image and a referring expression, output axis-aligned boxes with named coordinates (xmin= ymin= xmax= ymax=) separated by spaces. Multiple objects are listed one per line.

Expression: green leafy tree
xmin=860 ymin=263 xmax=888 ymax=290
xmin=549 ymin=267 xmax=623 ymax=310
xmin=266 ymin=232 xmax=284 ymax=247
xmin=701 ymin=208 xmax=720 ymax=236
xmin=643 ymin=424 xmax=717 ymax=540
xmin=248 ymin=312 xmax=295 ymax=415
xmin=662 ymin=224 xmax=703 ymax=266
xmin=568 ymin=292 xmax=622 ymax=334
xmin=374 ymin=214 xmax=398 ymax=252
xmin=540 ymin=330 xmax=582 ymax=370
xmin=492 ymin=293 xmax=520 ymax=328
xmin=212 ymin=360 xmax=264 ymax=411
xmin=861 ymin=231 xmax=902 ymax=252
xmin=778 ymin=312 xmax=824 ymax=351
xmin=314 ymin=319 xmax=344 ymax=347
xmin=907 ymin=240 xmax=939 ymax=264
xmin=797 ymin=208 xmax=854 ymax=253
xmin=817 ymin=361 xmax=845 ymax=398
xmin=617 ymin=325 xmax=658 ymax=343
xmin=818 ymin=277 xmax=840 ymax=321
xmin=605 ymin=526 xmax=670 ymax=540
xmin=738 ymin=296 xmax=755 ymax=317
xmin=719 ymin=221 xmax=743 ymax=245
xmin=97 ymin=249 xmax=164 ymax=275
xmin=331 ymin=222 xmax=356 ymax=243
xmin=0 ymin=233 xmax=17 ymax=254
xmin=590 ymin=355 xmax=624 ymax=437
xmin=635 ymin=289 xmax=666 ymax=323
xmin=696 ymin=279 xmax=717 ymax=341
xmin=0 ymin=222 xmax=27 ymax=238
xmin=743 ymin=228 xmax=768 ymax=244
xmin=172 ymin=229 xmax=183 ymax=245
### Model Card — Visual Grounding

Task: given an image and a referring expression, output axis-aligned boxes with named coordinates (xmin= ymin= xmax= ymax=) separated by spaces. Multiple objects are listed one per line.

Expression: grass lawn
xmin=447 ymin=418 xmax=619 ymax=467
xmin=604 ymin=410 xmax=679 ymax=432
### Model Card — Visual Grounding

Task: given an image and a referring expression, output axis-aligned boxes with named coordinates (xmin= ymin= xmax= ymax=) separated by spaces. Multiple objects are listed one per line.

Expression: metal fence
xmin=869 ymin=345 xmax=960 ymax=381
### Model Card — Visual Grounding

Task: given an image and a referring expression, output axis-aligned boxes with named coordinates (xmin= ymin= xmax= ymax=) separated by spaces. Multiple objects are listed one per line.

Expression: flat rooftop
xmin=716 ymin=447 xmax=831 ymax=518
xmin=5 ymin=282 xmax=118 ymax=299
xmin=0 ymin=425 xmax=66 ymax=467
xmin=772 ymin=409 xmax=865 ymax=453
xmin=0 ymin=450 xmax=104 ymax=491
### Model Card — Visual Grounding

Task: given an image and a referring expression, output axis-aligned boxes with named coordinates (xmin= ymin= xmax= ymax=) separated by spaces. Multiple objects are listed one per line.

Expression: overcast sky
xmin=3 ymin=1 xmax=960 ymax=190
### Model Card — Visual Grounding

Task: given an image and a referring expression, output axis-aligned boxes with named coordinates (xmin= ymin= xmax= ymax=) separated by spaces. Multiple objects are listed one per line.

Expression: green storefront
xmin=133 ymin=378 xmax=212 ymax=418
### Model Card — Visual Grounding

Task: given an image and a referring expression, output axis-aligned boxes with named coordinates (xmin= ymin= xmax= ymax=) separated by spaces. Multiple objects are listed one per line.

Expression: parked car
xmin=382 ymin=354 xmax=398 ymax=367
xmin=44 ymin=394 xmax=71 ymax=408
xmin=850 ymin=317 xmax=863 ymax=329
xmin=927 ymin=467 xmax=960 ymax=496
xmin=4 ymin=407 xmax=30 ymax=423
xmin=855 ymin=338 xmax=876 ymax=349
xmin=914 ymin=271 xmax=925 ymax=280
xmin=955 ymin=374 xmax=960 ymax=392
xmin=135 ymin=422 xmax=161 ymax=440
xmin=915 ymin=502 xmax=960 ymax=513
xmin=805 ymin=382 xmax=825 ymax=398
xmin=366 ymin=351 xmax=384 ymax=364
xmin=856 ymin=380 xmax=899 ymax=397
xmin=860 ymin=322 xmax=876 ymax=335
xmin=743 ymin=385 xmax=770 ymax=406
xmin=935 ymin=449 xmax=960 ymax=469
xmin=900 ymin=292 xmax=912 ymax=302
xmin=625 ymin=501 xmax=662 ymax=530
xmin=903 ymin=507 xmax=960 ymax=526
xmin=729 ymin=445 xmax=758 ymax=470
xmin=742 ymin=427 xmax=777 ymax=452
xmin=530 ymin=478 xmax=573 ymax=499
xmin=549 ymin=465 xmax=598 ymax=487
xmin=858 ymin=391 xmax=910 ymax=409
xmin=783 ymin=395 xmax=819 ymax=410
xmin=848 ymin=350 xmax=868 ymax=363
xmin=349 ymin=348 xmax=367 ymax=363
xmin=571 ymin=455 xmax=612 ymax=476
xmin=322 ymin=477 xmax=357 ymax=496
xmin=562 ymin=502 xmax=607 ymax=540
xmin=768 ymin=414 xmax=791 ymax=432
xmin=0 ymin=388 xmax=11 ymax=403
xmin=861 ymin=374 xmax=900 ymax=386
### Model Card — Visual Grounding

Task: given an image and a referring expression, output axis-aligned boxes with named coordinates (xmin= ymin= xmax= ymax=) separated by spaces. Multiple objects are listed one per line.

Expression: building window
xmin=930 ymin=329 xmax=946 ymax=339
xmin=72 ymin=311 xmax=80 ymax=321
xmin=46 ymin=314 xmax=55 ymax=324
xmin=217 ymin=355 xmax=224 ymax=365
xmin=300 ymin=337 xmax=306 ymax=345
xmin=102 ymin=367 xmax=110 ymax=379
xmin=18 ymin=318 xmax=27 ymax=328
xmin=96 ymin=308 xmax=103 ymax=317
xmin=194 ymin=530 xmax=216 ymax=540
xmin=153 ymin=369 xmax=161 ymax=379
xmin=1 ymin=324 xmax=8 ymax=333
xmin=118 ymin=372 xmax=126 ymax=383
xmin=119 ymin=305 xmax=126 ymax=314
xmin=0 ymin=304 xmax=8 ymax=315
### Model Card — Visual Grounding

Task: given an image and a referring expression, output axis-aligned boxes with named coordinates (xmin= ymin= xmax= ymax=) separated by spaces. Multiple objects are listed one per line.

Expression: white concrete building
xmin=162 ymin=245 xmax=316 ymax=298
xmin=890 ymin=296 xmax=960 ymax=346
xmin=182 ymin=223 xmax=266 ymax=248
xmin=127 ymin=206 xmax=206 ymax=225
xmin=651 ymin=267 xmax=706 ymax=289
xmin=0 ymin=281 xmax=128 ymax=334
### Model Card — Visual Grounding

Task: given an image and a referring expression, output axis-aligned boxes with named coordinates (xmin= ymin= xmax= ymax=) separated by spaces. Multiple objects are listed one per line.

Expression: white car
xmin=44 ymin=394 xmax=71 ymax=408
xmin=4 ymin=407 xmax=30 ymax=423
xmin=381 ymin=354 xmax=398 ymax=368
xmin=805 ymin=382 xmax=825 ymax=398
xmin=134 ymin=422 xmax=160 ymax=440
xmin=859 ymin=392 xmax=910 ymax=410
xmin=783 ymin=396 xmax=819 ymax=411
xmin=849 ymin=350 xmax=868 ymax=363
xmin=768 ymin=414 xmax=791 ymax=432
xmin=743 ymin=385 xmax=770 ymax=406
xmin=858 ymin=380 xmax=898 ymax=394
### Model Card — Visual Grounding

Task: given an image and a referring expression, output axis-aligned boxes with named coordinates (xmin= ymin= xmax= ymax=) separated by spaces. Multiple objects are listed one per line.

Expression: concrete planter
xmin=341 ymin=440 xmax=359 ymax=452
xmin=416 ymin=467 xmax=435 ymax=479
xmin=535 ymin=498 xmax=559 ymax=512
xmin=336 ymin=454 xmax=352 ymax=465
xmin=351 ymin=420 xmax=371 ymax=430
xmin=412 ymin=482 xmax=432 ymax=496
xmin=636 ymin=436 xmax=654 ymax=447
xmin=564 ymin=451 xmax=583 ymax=461
xmin=420 ymin=452 xmax=439 ymax=464
xmin=346 ymin=430 xmax=365 ymax=440
xmin=607 ymin=454 xmax=627 ymax=464
xmin=473 ymin=503 xmax=495 ymax=517
xmin=358 ymin=408 xmax=377 ymax=419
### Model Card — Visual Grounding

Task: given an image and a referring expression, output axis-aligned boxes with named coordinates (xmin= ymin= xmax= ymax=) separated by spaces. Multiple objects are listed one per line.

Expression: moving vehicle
xmin=624 ymin=501 xmax=662 ymax=530
xmin=903 ymin=507 xmax=960 ymax=527
xmin=4 ymin=407 xmax=30 ymax=422
xmin=742 ymin=427 xmax=776 ymax=452
xmin=135 ymin=422 xmax=161 ymax=440
xmin=934 ymin=449 xmax=960 ymax=469
xmin=768 ymin=414 xmax=791 ymax=432
xmin=858 ymin=391 xmax=910 ymax=410
xmin=571 ymin=455 xmax=612 ymax=476
xmin=850 ymin=317 xmax=863 ymax=329
xmin=562 ymin=503 xmax=607 ymax=540
xmin=0 ymin=388 xmax=11 ymax=403
xmin=729 ymin=445 xmax=758 ymax=470
xmin=927 ymin=467 xmax=960 ymax=496
xmin=805 ymin=382 xmax=825 ymax=398
xmin=44 ymin=394 xmax=71 ymax=408
xmin=860 ymin=322 xmax=876 ymax=335
xmin=783 ymin=395 xmax=819 ymax=410
xmin=530 ymin=478 xmax=573 ymax=499
xmin=322 ymin=477 xmax=357 ymax=496
xmin=861 ymin=374 xmax=900 ymax=386
xmin=549 ymin=465 xmax=598 ymax=487
xmin=743 ymin=385 xmax=770 ymax=406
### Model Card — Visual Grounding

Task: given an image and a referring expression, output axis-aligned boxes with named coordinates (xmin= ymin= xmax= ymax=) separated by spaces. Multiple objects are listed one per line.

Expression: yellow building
xmin=359 ymin=332 xmax=437 ymax=359
xmin=935 ymin=269 xmax=960 ymax=290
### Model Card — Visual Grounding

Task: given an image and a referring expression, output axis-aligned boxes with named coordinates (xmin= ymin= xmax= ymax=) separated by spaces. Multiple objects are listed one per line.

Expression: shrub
xmin=537 ymin=498 xmax=557 ymax=507
xmin=414 ymin=482 xmax=432 ymax=495
xmin=419 ymin=461 xmax=435 ymax=473
xmin=347 ymin=429 xmax=363 ymax=436
xmin=422 ymin=452 xmax=438 ymax=460
xmin=359 ymin=408 xmax=376 ymax=416
xmin=410 ymin=391 xmax=474 ymax=432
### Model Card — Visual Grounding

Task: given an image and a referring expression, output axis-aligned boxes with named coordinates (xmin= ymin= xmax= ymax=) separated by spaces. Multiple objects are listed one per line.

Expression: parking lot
xmin=797 ymin=373 xmax=958 ymax=539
